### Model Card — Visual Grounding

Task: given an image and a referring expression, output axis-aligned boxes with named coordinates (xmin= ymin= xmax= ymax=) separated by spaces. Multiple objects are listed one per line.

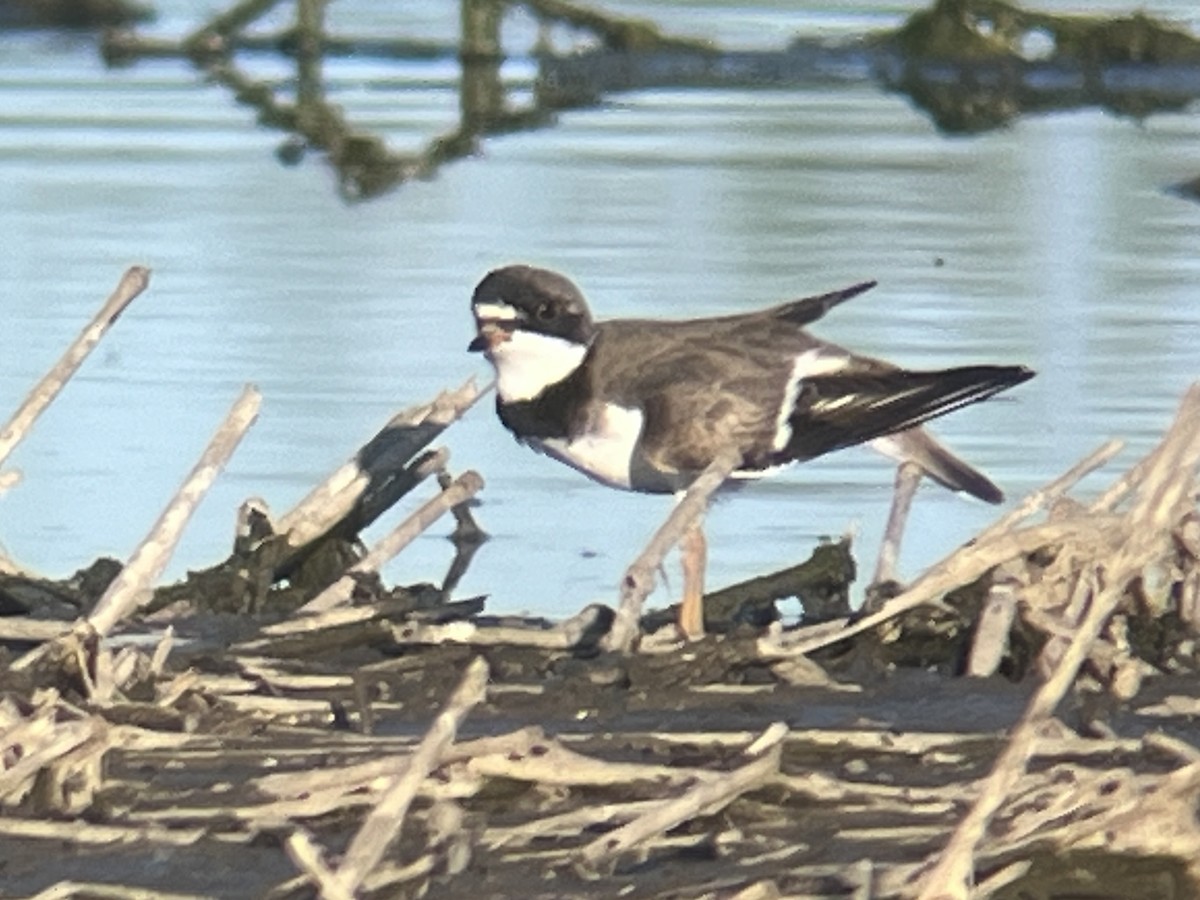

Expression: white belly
xmin=531 ymin=403 xmax=644 ymax=490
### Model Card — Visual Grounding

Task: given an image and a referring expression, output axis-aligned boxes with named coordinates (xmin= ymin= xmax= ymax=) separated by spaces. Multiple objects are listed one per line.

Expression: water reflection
xmin=89 ymin=0 xmax=1200 ymax=196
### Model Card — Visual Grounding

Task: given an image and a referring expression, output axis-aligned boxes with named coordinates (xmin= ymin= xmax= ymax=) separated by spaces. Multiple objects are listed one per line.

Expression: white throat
xmin=488 ymin=329 xmax=588 ymax=402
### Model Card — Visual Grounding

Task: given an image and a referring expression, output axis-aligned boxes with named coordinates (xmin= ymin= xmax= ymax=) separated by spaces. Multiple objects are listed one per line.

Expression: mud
xmin=4 ymin=535 xmax=1200 ymax=898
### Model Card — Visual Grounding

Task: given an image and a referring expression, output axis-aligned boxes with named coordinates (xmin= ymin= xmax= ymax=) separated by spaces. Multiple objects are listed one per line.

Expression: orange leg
xmin=678 ymin=519 xmax=707 ymax=640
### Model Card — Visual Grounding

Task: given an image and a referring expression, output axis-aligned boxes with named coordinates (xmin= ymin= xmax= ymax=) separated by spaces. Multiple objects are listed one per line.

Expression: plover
xmin=469 ymin=264 xmax=1033 ymax=637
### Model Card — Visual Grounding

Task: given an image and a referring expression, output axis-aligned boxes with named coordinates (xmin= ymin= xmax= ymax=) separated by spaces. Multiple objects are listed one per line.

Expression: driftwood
xmin=276 ymin=379 xmax=484 ymax=550
xmin=296 ymin=469 xmax=484 ymax=613
xmin=92 ymin=382 xmax=489 ymax=625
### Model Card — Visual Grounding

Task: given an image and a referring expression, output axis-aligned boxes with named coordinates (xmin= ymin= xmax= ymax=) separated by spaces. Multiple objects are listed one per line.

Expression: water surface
xmin=2 ymin=1 xmax=1198 ymax=617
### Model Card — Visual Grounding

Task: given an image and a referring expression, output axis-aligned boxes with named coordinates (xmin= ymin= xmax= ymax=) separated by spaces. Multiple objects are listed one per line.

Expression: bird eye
xmin=535 ymin=302 xmax=555 ymax=321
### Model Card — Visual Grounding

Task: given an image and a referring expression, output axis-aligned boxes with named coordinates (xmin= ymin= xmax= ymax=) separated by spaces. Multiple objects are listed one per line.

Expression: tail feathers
xmin=872 ymin=429 xmax=1005 ymax=504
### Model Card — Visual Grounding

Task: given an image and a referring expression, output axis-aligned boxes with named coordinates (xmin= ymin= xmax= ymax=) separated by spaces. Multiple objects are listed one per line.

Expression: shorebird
xmin=468 ymin=264 xmax=1033 ymax=638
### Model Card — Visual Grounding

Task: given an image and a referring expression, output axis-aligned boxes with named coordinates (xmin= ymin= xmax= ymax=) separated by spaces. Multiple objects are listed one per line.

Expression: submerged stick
xmin=297 ymin=470 xmax=484 ymax=613
xmin=329 ymin=656 xmax=489 ymax=895
xmin=603 ymin=446 xmax=742 ymax=653
xmin=87 ymin=385 xmax=262 ymax=637
xmin=0 ymin=266 xmax=150 ymax=469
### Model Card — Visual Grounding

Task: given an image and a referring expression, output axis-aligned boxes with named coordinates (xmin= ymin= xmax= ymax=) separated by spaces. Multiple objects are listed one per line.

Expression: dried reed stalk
xmin=914 ymin=383 xmax=1200 ymax=900
xmin=604 ymin=446 xmax=742 ymax=653
xmin=286 ymin=657 xmax=489 ymax=897
xmin=11 ymin=385 xmax=260 ymax=677
xmin=87 ymin=385 xmax=262 ymax=638
xmin=0 ymin=266 xmax=150 ymax=468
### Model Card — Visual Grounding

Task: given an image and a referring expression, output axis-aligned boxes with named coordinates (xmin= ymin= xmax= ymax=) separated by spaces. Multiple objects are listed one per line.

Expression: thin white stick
xmin=329 ymin=656 xmax=489 ymax=895
xmin=604 ymin=446 xmax=741 ymax=653
xmin=0 ymin=266 xmax=151 ymax=468
xmin=87 ymin=385 xmax=262 ymax=637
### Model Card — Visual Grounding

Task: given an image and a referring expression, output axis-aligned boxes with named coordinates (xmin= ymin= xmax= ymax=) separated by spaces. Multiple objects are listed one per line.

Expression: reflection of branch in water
xmin=880 ymin=0 xmax=1200 ymax=132
xmin=102 ymin=0 xmax=569 ymax=200
xmin=97 ymin=0 xmax=1200 ymax=187
xmin=4 ymin=0 xmax=151 ymax=29
xmin=439 ymin=466 xmax=488 ymax=598
xmin=205 ymin=61 xmax=407 ymax=201
xmin=524 ymin=0 xmax=712 ymax=53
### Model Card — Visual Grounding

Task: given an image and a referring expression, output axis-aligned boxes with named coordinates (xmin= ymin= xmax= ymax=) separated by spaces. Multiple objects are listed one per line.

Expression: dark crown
xmin=472 ymin=265 xmax=596 ymax=344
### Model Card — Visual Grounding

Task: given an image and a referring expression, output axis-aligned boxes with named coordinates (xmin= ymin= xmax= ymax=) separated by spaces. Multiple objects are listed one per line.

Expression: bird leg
xmin=678 ymin=518 xmax=707 ymax=640
xmin=872 ymin=461 xmax=923 ymax=590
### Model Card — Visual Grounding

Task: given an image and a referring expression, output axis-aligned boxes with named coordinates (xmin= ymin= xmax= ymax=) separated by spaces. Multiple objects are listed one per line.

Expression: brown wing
xmin=586 ymin=317 xmax=816 ymax=481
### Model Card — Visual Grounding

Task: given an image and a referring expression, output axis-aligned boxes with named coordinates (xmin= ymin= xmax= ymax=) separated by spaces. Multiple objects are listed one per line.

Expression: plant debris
xmin=4 ymin=270 xmax=1200 ymax=898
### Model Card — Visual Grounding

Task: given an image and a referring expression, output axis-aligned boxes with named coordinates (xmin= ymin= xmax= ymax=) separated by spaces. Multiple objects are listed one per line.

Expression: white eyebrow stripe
xmin=474 ymin=302 xmax=522 ymax=321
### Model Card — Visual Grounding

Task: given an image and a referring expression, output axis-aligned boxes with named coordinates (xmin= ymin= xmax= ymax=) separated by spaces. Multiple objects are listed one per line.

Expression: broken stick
xmin=296 ymin=469 xmax=484 ymax=613
xmin=85 ymin=384 xmax=262 ymax=638
xmin=304 ymin=656 xmax=489 ymax=897
xmin=603 ymin=446 xmax=742 ymax=653
xmin=0 ymin=266 xmax=150 ymax=469
xmin=573 ymin=721 xmax=787 ymax=877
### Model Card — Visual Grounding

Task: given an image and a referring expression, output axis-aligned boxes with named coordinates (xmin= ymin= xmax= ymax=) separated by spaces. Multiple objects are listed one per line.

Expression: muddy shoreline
xmin=4 ymin=616 xmax=1200 ymax=899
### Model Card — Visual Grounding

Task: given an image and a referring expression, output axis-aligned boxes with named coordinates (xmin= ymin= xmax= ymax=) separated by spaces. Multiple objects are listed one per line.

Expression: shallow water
xmin=2 ymin=1 xmax=1199 ymax=618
